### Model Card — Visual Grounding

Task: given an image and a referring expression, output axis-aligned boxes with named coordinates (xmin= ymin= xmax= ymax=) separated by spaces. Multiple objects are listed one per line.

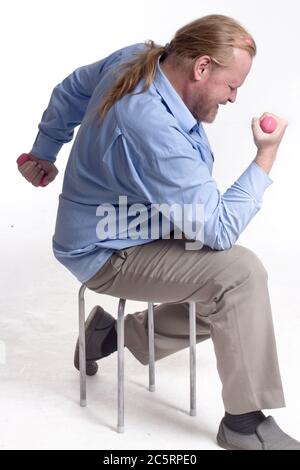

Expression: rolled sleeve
xmin=233 ymin=160 xmax=273 ymax=203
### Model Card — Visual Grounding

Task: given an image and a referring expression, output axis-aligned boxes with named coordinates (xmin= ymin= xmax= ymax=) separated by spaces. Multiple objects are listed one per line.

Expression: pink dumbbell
xmin=260 ymin=116 xmax=277 ymax=134
xmin=17 ymin=153 xmax=47 ymax=187
xmin=16 ymin=153 xmax=32 ymax=166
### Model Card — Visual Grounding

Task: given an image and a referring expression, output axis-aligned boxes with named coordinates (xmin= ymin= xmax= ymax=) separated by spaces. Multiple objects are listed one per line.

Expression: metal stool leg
xmin=148 ymin=302 xmax=155 ymax=392
xmin=117 ymin=298 xmax=126 ymax=433
xmin=78 ymin=284 xmax=87 ymax=407
xmin=189 ymin=301 xmax=196 ymax=416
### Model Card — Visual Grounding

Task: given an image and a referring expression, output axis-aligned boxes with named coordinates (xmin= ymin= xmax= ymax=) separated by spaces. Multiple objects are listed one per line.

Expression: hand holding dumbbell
xmin=17 ymin=153 xmax=58 ymax=187
xmin=252 ymin=113 xmax=288 ymax=152
xmin=252 ymin=113 xmax=288 ymax=174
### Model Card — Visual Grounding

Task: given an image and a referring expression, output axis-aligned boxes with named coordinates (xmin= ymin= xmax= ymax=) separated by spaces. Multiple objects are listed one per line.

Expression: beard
xmin=191 ymin=103 xmax=218 ymax=123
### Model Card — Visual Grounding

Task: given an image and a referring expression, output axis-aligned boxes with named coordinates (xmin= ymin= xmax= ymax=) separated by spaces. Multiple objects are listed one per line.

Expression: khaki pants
xmin=85 ymin=239 xmax=285 ymax=414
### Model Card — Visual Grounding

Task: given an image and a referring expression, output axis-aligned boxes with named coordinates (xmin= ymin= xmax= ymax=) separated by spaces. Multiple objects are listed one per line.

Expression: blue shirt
xmin=30 ymin=43 xmax=273 ymax=283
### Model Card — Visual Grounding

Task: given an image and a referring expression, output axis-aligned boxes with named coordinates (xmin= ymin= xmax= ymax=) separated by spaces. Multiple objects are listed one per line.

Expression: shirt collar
xmin=153 ymin=57 xmax=199 ymax=134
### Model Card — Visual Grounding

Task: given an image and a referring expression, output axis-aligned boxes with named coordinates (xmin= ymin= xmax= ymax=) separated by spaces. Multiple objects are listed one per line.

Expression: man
xmin=19 ymin=14 xmax=299 ymax=450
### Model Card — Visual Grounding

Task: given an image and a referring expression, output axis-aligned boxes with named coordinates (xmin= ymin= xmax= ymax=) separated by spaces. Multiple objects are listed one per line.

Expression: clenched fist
xmin=17 ymin=153 xmax=58 ymax=187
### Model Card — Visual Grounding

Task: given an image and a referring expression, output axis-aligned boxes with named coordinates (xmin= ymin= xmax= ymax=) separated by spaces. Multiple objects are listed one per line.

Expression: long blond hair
xmin=95 ymin=14 xmax=256 ymax=123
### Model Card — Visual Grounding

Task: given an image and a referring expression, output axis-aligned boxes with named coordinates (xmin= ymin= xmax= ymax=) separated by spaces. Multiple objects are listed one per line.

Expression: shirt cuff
xmin=235 ymin=160 xmax=273 ymax=203
xmin=30 ymin=131 xmax=62 ymax=162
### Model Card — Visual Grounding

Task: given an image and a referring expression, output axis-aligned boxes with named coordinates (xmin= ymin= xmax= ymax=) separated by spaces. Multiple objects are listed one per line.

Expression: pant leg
xmin=124 ymin=302 xmax=211 ymax=364
xmin=85 ymin=238 xmax=286 ymax=414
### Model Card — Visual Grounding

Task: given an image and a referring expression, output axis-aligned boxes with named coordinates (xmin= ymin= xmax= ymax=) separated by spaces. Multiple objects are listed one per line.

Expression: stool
xmin=78 ymin=284 xmax=197 ymax=433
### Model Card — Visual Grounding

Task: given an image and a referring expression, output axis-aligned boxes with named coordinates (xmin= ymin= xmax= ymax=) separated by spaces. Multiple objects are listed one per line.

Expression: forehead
xmin=217 ymin=48 xmax=253 ymax=86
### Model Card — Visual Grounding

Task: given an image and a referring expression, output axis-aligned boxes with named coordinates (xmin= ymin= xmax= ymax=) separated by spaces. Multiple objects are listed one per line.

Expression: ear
xmin=193 ymin=55 xmax=212 ymax=81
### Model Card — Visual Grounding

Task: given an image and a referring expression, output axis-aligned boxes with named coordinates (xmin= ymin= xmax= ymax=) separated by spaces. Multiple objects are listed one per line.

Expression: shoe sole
xmin=216 ymin=436 xmax=243 ymax=450
xmin=74 ymin=306 xmax=111 ymax=376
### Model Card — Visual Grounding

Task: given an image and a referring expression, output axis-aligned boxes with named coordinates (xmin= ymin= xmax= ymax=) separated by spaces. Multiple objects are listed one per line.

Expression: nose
xmin=228 ymin=89 xmax=238 ymax=103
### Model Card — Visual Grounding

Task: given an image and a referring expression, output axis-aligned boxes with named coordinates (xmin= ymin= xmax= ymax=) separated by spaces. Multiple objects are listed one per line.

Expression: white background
xmin=1 ymin=0 xmax=300 ymax=450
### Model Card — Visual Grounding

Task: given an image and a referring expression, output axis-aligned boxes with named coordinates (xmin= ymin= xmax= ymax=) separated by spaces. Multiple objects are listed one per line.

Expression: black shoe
xmin=74 ymin=305 xmax=117 ymax=376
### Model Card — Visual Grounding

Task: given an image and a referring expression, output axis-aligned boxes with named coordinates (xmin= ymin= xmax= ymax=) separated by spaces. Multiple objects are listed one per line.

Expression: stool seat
xmin=78 ymin=284 xmax=197 ymax=433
